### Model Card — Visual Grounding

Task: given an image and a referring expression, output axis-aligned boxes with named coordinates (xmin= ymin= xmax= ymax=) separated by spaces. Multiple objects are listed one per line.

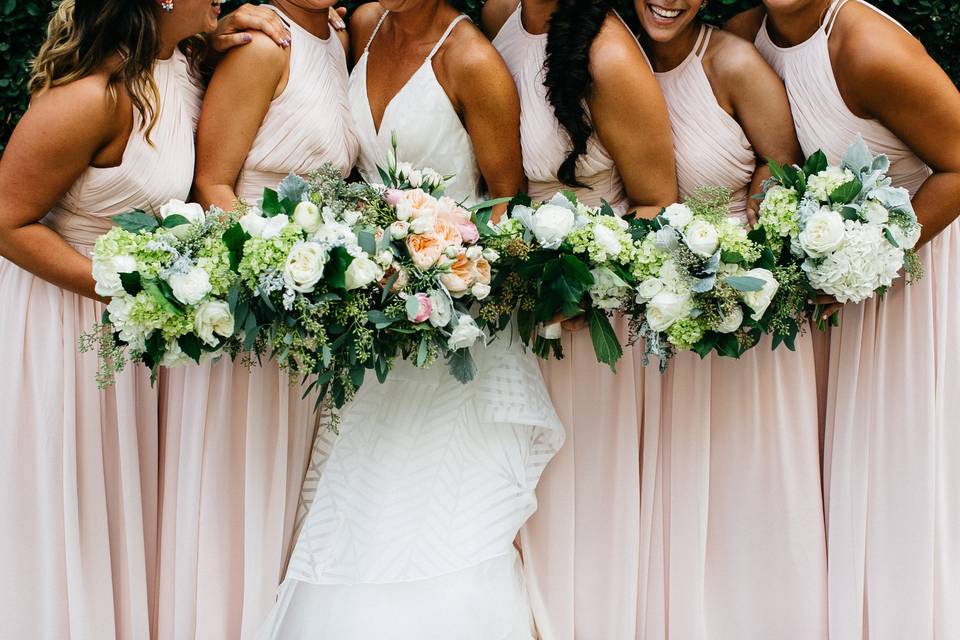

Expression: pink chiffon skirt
xmin=519 ymin=315 xmax=647 ymax=640
xmin=638 ymin=334 xmax=827 ymax=639
xmin=157 ymin=358 xmax=319 ymax=640
xmin=0 ymin=256 xmax=158 ymax=640
xmin=823 ymin=219 xmax=960 ymax=639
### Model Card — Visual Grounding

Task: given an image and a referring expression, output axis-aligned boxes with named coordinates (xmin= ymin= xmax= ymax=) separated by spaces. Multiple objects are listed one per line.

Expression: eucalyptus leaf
xmin=691 ymin=275 xmax=717 ymax=293
xmin=405 ymin=295 xmax=422 ymax=320
xmin=883 ymin=227 xmax=900 ymax=248
xmin=447 ymin=348 xmax=478 ymax=383
xmin=112 ymin=210 xmax=160 ymax=233
xmin=416 ymin=337 xmax=429 ymax=367
xmin=357 ymin=230 xmax=377 ymax=256
xmin=724 ymin=275 xmax=766 ymax=292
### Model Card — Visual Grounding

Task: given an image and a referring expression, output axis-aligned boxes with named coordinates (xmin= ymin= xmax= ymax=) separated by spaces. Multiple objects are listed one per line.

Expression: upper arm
xmin=711 ymin=34 xmax=802 ymax=167
xmin=0 ymin=78 xmax=118 ymax=231
xmin=480 ymin=0 xmax=516 ymax=40
xmin=723 ymin=7 xmax=765 ymax=41
xmin=449 ymin=34 xmax=524 ymax=198
xmin=349 ymin=3 xmax=385 ymax=65
xmin=589 ymin=21 xmax=677 ymax=208
xmin=194 ymin=32 xmax=286 ymax=205
xmin=840 ymin=23 xmax=960 ymax=176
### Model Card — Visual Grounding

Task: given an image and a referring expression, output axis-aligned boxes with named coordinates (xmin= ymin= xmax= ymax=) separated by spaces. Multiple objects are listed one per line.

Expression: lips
xmin=648 ymin=4 xmax=683 ymax=20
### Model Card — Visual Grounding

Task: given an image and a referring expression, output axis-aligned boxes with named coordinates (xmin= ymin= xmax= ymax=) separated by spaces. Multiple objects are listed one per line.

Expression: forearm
xmin=911 ymin=172 xmax=960 ymax=246
xmin=195 ymin=181 xmax=240 ymax=212
xmin=627 ymin=204 xmax=668 ymax=220
xmin=746 ymin=164 xmax=772 ymax=220
xmin=0 ymin=224 xmax=100 ymax=300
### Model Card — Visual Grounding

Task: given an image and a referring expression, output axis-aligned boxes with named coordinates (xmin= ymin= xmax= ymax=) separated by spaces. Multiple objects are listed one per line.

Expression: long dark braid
xmin=543 ymin=0 xmax=610 ymax=187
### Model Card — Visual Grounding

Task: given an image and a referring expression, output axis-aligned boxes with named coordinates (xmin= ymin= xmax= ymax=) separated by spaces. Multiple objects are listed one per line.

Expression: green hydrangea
xmin=717 ymin=218 xmax=762 ymax=263
xmin=126 ymin=291 xmax=193 ymax=341
xmin=196 ymin=235 xmax=236 ymax=296
xmin=758 ymin=185 xmax=800 ymax=240
xmin=631 ymin=235 xmax=668 ymax=281
xmin=237 ymin=225 xmax=303 ymax=289
xmin=567 ymin=217 xmax=639 ymax=267
xmin=666 ymin=317 xmax=706 ymax=349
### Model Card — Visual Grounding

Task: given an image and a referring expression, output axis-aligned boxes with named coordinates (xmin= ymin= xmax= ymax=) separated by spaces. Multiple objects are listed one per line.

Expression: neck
xmin=158 ymin=32 xmax=179 ymax=60
xmin=765 ymin=0 xmax=831 ymax=47
xmin=520 ymin=0 xmax=558 ymax=35
xmin=272 ymin=0 xmax=332 ymax=40
xmin=388 ymin=0 xmax=454 ymax=42
xmin=643 ymin=20 xmax=702 ymax=72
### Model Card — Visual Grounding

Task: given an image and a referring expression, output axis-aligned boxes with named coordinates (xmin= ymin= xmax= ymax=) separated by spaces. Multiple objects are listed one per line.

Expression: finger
xmin=814 ymin=294 xmax=837 ymax=305
xmin=211 ymin=31 xmax=253 ymax=54
xmin=225 ymin=10 xmax=291 ymax=47
xmin=329 ymin=6 xmax=347 ymax=30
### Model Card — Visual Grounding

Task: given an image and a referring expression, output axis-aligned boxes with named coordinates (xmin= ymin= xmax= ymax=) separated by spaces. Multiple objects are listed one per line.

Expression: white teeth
xmin=649 ymin=5 xmax=682 ymax=18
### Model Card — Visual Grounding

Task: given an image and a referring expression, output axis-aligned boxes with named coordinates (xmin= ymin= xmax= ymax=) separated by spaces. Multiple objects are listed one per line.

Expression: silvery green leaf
xmin=869 ymin=186 xmax=916 ymax=219
xmin=871 ymin=153 xmax=891 ymax=174
xmin=703 ymin=251 xmax=721 ymax=275
xmin=113 ymin=210 xmax=160 ymax=233
xmin=512 ymin=204 xmax=535 ymax=230
xmin=357 ymin=230 xmax=377 ymax=256
xmin=691 ymin=275 xmax=716 ymax=293
xmin=724 ymin=275 xmax=766 ymax=292
xmin=548 ymin=192 xmax=578 ymax=212
xmin=884 ymin=227 xmax=900 ymax=248
xmin=447 ymin=348 xmax=477 ymax=383
xmin=841 ymin=135 xmax=874 ymax=175
xmin=277 ymin=173 xmax=309 ymax=203
xmin=405 ymin=295 xmax=421 ymax=320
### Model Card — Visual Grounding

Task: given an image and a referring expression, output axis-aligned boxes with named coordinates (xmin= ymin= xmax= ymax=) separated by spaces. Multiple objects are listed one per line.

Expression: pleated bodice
xmin=41 ymin=50 xmax=202 ymax=248
xmin=755 ymin=0 xmax=930 ymax=195
xmin=656 ymin=25 xmax=755 ymax=220
xmin=237 ymin=5 xmax=359 ymax=202
xmin=492 ymin=5 xmax=627 ymax=209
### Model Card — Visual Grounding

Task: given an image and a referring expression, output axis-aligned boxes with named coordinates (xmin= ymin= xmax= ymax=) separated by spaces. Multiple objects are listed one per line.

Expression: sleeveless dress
xmin=156 ymin=11 xmax=358 ymax=640
xmin=256 ymin=13 xmax=564 ymax=639
xmin=0 ymin=51 xmax=200 ymax=640
xmin=756 ymin=2 xmax=960 ymax=637
xmin=637 ymin=25 xmax=827 ymax=639
xmin=494 ymin=8 xmax=652 ymax=638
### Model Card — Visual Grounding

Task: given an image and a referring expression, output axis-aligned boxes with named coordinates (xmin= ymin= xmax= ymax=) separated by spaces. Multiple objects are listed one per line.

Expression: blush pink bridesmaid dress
xmin=757 ymin=1 xmax=960 ymax=637
xmin=494 ymin=8 xmax=653 ymax=639
xmin=639 ymin=24 xmax=827 ymax=640
xmin=157 ymin=8 xmax=358 ymax=639
xmin=0 ymin=50 xmax=201 ymax=640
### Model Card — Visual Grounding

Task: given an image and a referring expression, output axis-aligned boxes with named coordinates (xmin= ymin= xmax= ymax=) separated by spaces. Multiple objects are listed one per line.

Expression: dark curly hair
xmin=544 ymin=0 xmax=611 ymax=187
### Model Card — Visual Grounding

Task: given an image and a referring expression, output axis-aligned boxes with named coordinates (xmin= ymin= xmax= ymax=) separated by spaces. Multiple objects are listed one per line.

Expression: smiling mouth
xmin=648 ymin=4 xmax=683 ymax=20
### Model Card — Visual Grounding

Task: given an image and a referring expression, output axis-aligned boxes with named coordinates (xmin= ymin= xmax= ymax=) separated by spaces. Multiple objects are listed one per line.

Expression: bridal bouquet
xmin=756 ymin=137 xmax=923 ymax=314
xmin=480 ymin=193 xmax=642 ymax=371
xmin=625 ymin=188 xmax=779 ymax=369
xmin=81 ymin=200 xmax=239 ymax=385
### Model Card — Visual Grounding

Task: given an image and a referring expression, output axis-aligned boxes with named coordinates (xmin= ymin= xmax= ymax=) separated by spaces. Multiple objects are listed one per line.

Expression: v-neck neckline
xmin=361 ymin=52 xmax=435 ymax=137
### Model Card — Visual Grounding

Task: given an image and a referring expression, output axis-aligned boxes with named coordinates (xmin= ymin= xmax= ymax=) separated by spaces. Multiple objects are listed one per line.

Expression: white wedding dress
xmin=256 ymin=13 xmax=565 ymax=640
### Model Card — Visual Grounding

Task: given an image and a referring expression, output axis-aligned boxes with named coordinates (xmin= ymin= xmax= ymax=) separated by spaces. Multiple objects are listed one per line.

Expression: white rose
xmin=529 ymin=204 xmax=575 ymax=249
xmin=376 ymin=250 xmax=394 ymax=267
xmin=167 ymin=266 xmax=212 ymax=305
xmin=646 ymin=290 xmax=692 ymax=332
xmin=193 ymin=300 xmax=235 ymax=347
xmin=740 ymin=268 xmax=779 ymax=321
xmin=684 ymin=219 xmax=720 ymax=257
xmin=292 ymin=201 xmax=322 ymax=233
xmin=654 ymin=227 xmax=680 ymax=252
xmin=635 ymin=277 xmax=664 ymax=302
xmin=465 ymin=245 xmax=483 ymax=261
xmin=862 ymin=200 xmax=890 ymax=226
xmin=428 ymin=290 xmax=453 ymax=328
xmin=92 ymin=254 xmax=137 ymax=297
xmin=410 ymin=215 xmax=437 ymax=235
xmin=663 ymin=203 xmax=693 ymax=230
xmin=240 ymin=211 xmax=289 ymax=239
xmin=345 ymin=256 xmax=382 ymax=290
xmin=283 ymin=241 xmax=328 ymax=293
xmin=715 ymin=305 xmax=744 ymax=333
xmin=593 ymin=223 xmax=622 ymax=257
xmin=482 ymin=248 xmax=500 ymax=263
xmin=471 ymin=282 xmax=491 ymax=300
xmin=160 ymin=199 xmax=205 ymax=238
xmin=447 ymin=314 xmax=483 ymax=350
xmin=799 ymin=207 xmax=846 ymax=257
xmin=389 ymin=220 xmax=410 ymax=240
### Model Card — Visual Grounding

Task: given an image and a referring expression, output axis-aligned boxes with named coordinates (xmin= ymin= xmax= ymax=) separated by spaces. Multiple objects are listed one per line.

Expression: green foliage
xmin=2 ymin=0 xmax=959 ymax=151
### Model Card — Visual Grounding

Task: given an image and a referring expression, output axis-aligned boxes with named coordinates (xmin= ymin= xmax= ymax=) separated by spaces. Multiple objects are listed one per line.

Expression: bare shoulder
xmin=724 ymin=6 xmax=765 ymax=41
xmin=589 ymin=13 xmax=652 ymax=85
xmin=441 ymin=18 xmax=512 ymax=84
xmin=704 ymin=28 xmax=776 ymax=88
xmin=481 ymin=0 xmax=516 ymax=39
xmin=832 ymin=1 xmax=928 ymax=79
xmin=349 ymin=2 xmax=386 ymax=59
xmin=218 ymin=29 xmax=287 ymax=72
xmin=28 ymin=70 xmax=119 ymax=137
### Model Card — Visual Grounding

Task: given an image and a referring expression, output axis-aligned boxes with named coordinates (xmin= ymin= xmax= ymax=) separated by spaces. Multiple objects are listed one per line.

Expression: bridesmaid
xmin=0 ymin=0 xmax=209 ymax=638
xmin=634 ymin=2 xmax=826 ymax=638
xmin=729 ymin=1 xmax=960 ymax=637
xmin=483 ymin=1 xmax=677 ymax=637
xmin=157 ymin=0 xmax=358 ymax=638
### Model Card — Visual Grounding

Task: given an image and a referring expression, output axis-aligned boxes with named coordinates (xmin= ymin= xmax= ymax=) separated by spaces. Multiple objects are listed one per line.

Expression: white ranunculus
xmin=799 ymin=207 xmax=846 ymax=257
xmin=482 ymin=248 xmax=500 ymax=263
xmin=593 ymin=223 xmax=622 ymax=257
xmin=447 ymin=314 xmax=483 ymax=350
xmin=465 ymin=245 xmax=483 ymax=261
xmin=344 ymin=256 xmax=382 ymax=290
xmin=684 ymin=219 xmax=720 ymax=257
xmin=740 ymin=268 xmax=779 ymax=320
xmin=283 ymin=241 xmax=327 ymax=293
xmin=428 ymin=290 xmax=453 ymax=328
xmin=663 ymin=203 xmax=694 ymax=230
xmin=240 ymin=211 xmax=290 ymax=239
xmin=538 ymin=322 xmax=562 ymax=340
xmin=471 ymin=282 xmax=491 ymax=300
xmin=635 ymin=277 xmax=664 ymax=302
xmin=389 ymin=220 xmax=410 ymax=240
xmin=862 ymin=199 xmax=890 ymax=225
xmin=889 ymin=221 xmax=921 ymax=250
xmin=92 ymin=254 xmax=137 ymax=297
xmin=292 ymin=201 xmax=323 ymax=233
xmin=160 ymin=199 xmax=205 ymax=238
xmin=645 ymin=290 xmax=692 ymax=332
xmin=528 ymin=203 xmax=575 ymax=249
xmin=168 ymin=266 xmax=212 ymax=305
xmin=715 ymin=305 xmax=744 ymax=333
xmin=193 ymin=300 xmax=235 ymax=347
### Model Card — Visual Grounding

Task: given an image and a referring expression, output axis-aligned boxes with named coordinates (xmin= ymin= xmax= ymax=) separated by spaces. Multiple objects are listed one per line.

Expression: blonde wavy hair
xmin=30 ymin=0 xmax=164 ymax=140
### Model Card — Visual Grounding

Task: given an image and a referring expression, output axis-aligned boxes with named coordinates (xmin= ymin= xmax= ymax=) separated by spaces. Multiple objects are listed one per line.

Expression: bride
xmin=257 ymin=1 xmax=565 ymax=638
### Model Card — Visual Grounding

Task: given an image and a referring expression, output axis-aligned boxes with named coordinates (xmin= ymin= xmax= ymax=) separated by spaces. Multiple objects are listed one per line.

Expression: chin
xmin=764 ymin=0 xmax=819 ymax=14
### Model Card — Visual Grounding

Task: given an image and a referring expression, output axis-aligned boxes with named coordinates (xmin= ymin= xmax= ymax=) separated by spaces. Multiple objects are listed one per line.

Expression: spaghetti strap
xmin=363 ymin=9 xmax=390 ymax=54
xmin=694 ymin=24 xmax=712 ymax=58
xmin=426 ymin=14 xmax=469 ymax=61
xmin=612 ymin=10 xmax=653 ymax=70
xmin=823 ymin=0 xmax=848 ymax=36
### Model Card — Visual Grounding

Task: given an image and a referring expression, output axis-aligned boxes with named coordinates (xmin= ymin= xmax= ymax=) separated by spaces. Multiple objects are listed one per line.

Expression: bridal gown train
xmin=257 ymin=12 xmax=565 ymax=639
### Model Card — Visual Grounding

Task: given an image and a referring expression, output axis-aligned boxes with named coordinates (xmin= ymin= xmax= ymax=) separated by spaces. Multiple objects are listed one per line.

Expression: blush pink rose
xmin=407 ymin=292 xmax=432 ymax=323
xmin=456 ymin=221 xmax=479 ymax=245
xmin=385 ymin=188 xmax=404 ymax=206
